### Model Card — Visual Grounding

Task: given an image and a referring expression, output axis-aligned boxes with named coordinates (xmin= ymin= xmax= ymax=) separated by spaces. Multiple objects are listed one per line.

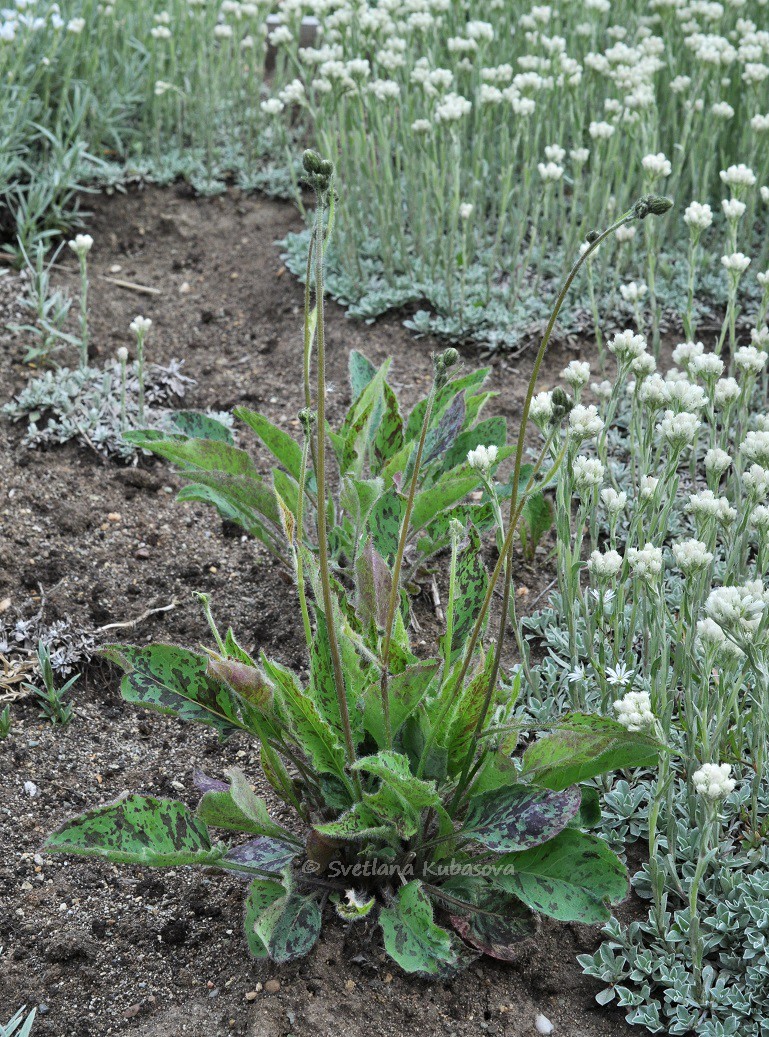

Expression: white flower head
xmin=627 ymin=543 xmax=663 ymax=581
xmin=673 ymin=538 xmax=713 ymax=575
xmin=130 ymin=315 xmax=152 ymax=336
xmin=572 ymin=455 xmax=604 ymax=492
xmin=721 ymin=252 xmax=751 ymax=274
xmin=561 ymin=360 xmax=590 ymax=389
xmin=569 ymin=404 xmax=604 ymax=440
xmin=684 ymin=201 xmax=713 ymax=230
xmin=614 ymin=690 xmax=654 ymax=732
xmin=68 ymin=234 xmax=93 ymax=257
xmin=588 ymin=548 xmax=623 ymax=579
xmin=642 ymin=152 xmax=671 ymax=178
xmin=704 ymin=447 xmax=732 ymax=477
xmin=692 ymin=762 xmax=736 ymax=801
xmin=608 ymin=329 xmax=647 ymax=363
xmin=467 ymin=444 xmax=498 ymax=472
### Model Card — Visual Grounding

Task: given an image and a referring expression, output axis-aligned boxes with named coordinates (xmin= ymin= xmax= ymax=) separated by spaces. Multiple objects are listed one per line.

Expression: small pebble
xmin=23 ymin=781 xmax=38 ymax=798
xmin=245 ymin=991 xmax=258 ymax=1002
xmin=265 ymin=979 xmax=281 ymax=994
xmin=535 ymin=1014 xmax=554 ymax=1035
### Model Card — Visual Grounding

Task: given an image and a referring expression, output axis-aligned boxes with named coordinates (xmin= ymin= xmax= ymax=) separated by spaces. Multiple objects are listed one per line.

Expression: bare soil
xmin=0 ymin=185 xmax=638 ymax=1037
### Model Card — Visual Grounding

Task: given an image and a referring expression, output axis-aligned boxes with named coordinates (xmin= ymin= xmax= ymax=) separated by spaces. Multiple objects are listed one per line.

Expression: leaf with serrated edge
xmin=379 ymin=881 xmax=470 ymax=976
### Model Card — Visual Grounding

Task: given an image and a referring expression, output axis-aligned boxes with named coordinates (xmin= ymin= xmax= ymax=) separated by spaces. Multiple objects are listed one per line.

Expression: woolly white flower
xmin=569 ymin=404 xmax=604 ymax=439
xmin=689 ymin=352 xmax=724 ymax=381
xmin=572 ymin=455 xmax=604 ymax=491
xmin=687 ymin=490 xmax=737 ymax=524
xmin=684 ymin=201 xmax=713 ymax=230
xmin=743 ymin=464 xmax=769 ymax=498
xmin=130 ymin=315 xmax=152 ymax=335
xmin=620 ymin=281 xmax=647 ymax=303
xmin=742 ymin=430 xmax=769 ymax=466
xmin=614 ymin=690 xmax=655 ymax=732
xmin=704 ymin=448 xmax=732 ymax=477
xmin=637 ymin=374 xmax=669 ymax=409
xmin=692 ymin=762 xmax=736 ymax=800
xmin=530 ymin=391 xmax=554 ymax=424
xmin=591 ymin=380 xmax=613 ymax=402
xmin=712 ymin=101 xmax=735 ymax=119
xmin=615 ymin=224 xmax=636 ymax=243
xmin=601 ymin=488 xmax=627 ymax=515
xmin=750 ymin=504 xmax=769 ymax=531
xmin=627 ymin=544 xmax=663 ymax=581
xmin=673 ymin=538 xmax=713 ymax=574
xmin=467 ymin=444 xmax=498 ymax=472
xmin=459 ymin=203 xmax=474 ymax=220
xmin=608 ymin=329 xmax=647 ymax=362
xmin=672 ymin=340 xmax=704 ymax=368
xmin=68 ymin=234 xmax=93 ymax=256
xmin=714 ymin=377 xmax=741 ymax=408
xmin=261 ymin=97 xmax=285 ymax=114
xmin=639 ymin=476 xmax=659 ymax=501
xmin=696 ymin=618 xmax=743 ymax=659
xmin=722 ymin=198 xmax=746 ymax=220
xmin=562 ymin=360 xmax=590 ymax=389
xmin=411 ymin=119 xmax=432 ymax=134
xmin=665 ymin=380 xmax=707 ymax=413
xmin=735 ymin=346 xmax=767 ymax=374
xmin=642 ymin=152 xmax=671 ymax=177
xmin=538 ymin=161 xmax=564 ymax=182
xmin=588 ymin=548 xmax=623 ymax=579
xmin=720 ymin=164 xmax=756 ymax=188
xmin=656 ymin=410 xmax=700 ymax=447
xmin=589 ymin=120 xmax=615 ymax=139
xmin=67 ymin=16 xmax=85 ymax=33
xmin=435 ymin=93 xmax=472 ymax=122
xmin=721 ymin=252 xmax=751 ymax=274
xmin=705 ymin=584 xmax=766 ymax=634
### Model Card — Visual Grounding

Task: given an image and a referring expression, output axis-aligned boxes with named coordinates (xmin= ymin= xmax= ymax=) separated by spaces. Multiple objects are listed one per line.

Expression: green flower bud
xmin=551 ymin=386 xmax=573 ymax=422
xmin=633 ymin=194 xmax=674 ymax=220
xmin=433 ymin=347 xmax=460 ymax=387
xmin=299 ymin=407 xmax=316 ymax=437
xmin=585 ymin=230 xmax=600 ymax=244
xmin=302 ymin=150 xmax=334 ymax=196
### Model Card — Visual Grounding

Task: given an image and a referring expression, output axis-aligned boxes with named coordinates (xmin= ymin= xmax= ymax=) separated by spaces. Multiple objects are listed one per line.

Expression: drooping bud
xmin=302 ymin=150 xmax=334 ymax=196
xmin=299 ymin=407 xmax=316 ymax=438
xmin=433 ymin=347 xmax=460 ymax=388
xmin=585 ymin=230 xmax=600 ymax=244
xmin=551 ymin=386 xmax=574 ymax=423
xmin=633 ymin=194 xmax=674 ymax=220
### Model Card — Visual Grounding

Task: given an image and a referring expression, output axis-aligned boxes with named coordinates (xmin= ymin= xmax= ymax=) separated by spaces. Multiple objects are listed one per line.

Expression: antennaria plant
xmin=45 ymin=155 xmax=672 ymax=974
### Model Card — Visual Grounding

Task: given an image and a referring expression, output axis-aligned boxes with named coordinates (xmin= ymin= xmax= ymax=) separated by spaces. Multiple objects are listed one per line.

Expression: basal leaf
xmin=353 ymin=751 xmax=440 ymax=809
xmin=520 ymin=713 xmax=663 ymax=791
xmin=253 ymin=888 xmax=322 ymax=963
xmin=244 ymin=878 xmax=284 ymax=959
xmin=101 ymin=643 xmax=245 ymax=737
xmin=222 ymin=836 xmax=297 ymax=877
xmin=122 ymin=434 xmax=259 ymax=479
xmin=45 ymin=795 xmax=219 ymax=867
xmin=362 ymin=660 xmax=438 ymax=749
xmin=354 ymin=539 xmax=392 ymax=630
xmin=423 ymin=392 xmax=466 ymax=465
xmin=373 ymin=382 xmax=404 ymax=472
xmin=462 ymin=784 xmax=581 ymax=852
xmin=411 ymin=472 xmax=481 ymax=533
xmin=443 ymin=524 xmax=487 ymax=663
xmin=349 ymin=349 xmax=377 ymax=403
xmin=441 ymin=416 xmax=507 ymax=473
xmin=449 ymin=892 xmax=535 ymax=962
xmin=170 ymin=411 xmax=234 ymax=443
xmin=379 ymin=881 xmax=469 ymax=977
xmin=494 ymin=829 xmax=628 ymax=923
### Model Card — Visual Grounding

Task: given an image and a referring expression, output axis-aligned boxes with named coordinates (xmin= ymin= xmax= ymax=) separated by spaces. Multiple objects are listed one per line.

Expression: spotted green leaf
xmin=45 ymin=795 xmax=219 ymax=867
xmin=423 ymin=391 xmax=466 ymax=465
xmin=411 ymin=472 xmax=482 ymax=534
xmin=368 ymin=486 xmax=404 ymax=560
xmin=349 ymin=349 xmax=377 ymax=403
xmin=354 ymin=540 xmax=392 ymax=630
xmin=234 ymin=407 xmax=303 ymax=481
xmin=222 ymin=837 xmax=297 ymax=877
xmin=440 ymin=416 xmax=507 ymax=473
xmin=362 ymin=660 xmax=438 ymax=749
xmin=520 ymin=713 xmax=664 ymax=791
xmin=101 ymin=643 xmax=246 ymax=737
xmin=379 ymin=881 xmax=470 ymax=976
xmin=442 ymin=524 xmax=488 ymax=663
xmin=250 ymin=885 xmax=322 ymax=964
xmin=494 ymin=829 xmax=628 ymax=923
xmin=449 ymin=892 xmax=535 ymax=962
xmin=462 ymin=784 xmax=581 ymax=852
xmin=170 ymin=411 xmax=234 ymax=443
xmin=373 ymin=382 xmax=404 ymax=472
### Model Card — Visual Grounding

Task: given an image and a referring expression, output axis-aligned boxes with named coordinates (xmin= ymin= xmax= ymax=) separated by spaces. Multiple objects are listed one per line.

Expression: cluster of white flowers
xmin=692 ymin=762 xmax=736 ymax=801
xmin=589 ymin=548 xmax=623 ymax=579
xmin=467 ymin=444 xmax=498 ymax=472
xmin=569 ymin=404 xmax=604 ymax=439
xmin=657 ymin=410 xmax=700 ymax=447
xmin=705 ymin=584 xmax=767 ymax=638
xmin=614 ymin=691 xmax=655 ymax=732
xmin=673 ymin=538 xmax=714 ymax=575
xmin=572 ymin=455 xmax=604 ymax=492
xmin=628 ymin=544 xmax=663 ymax=581
xmin=562 ymin=360 xmax=591 ymax=389
xmin=608 ymin=329 xmax=647 ymax=362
